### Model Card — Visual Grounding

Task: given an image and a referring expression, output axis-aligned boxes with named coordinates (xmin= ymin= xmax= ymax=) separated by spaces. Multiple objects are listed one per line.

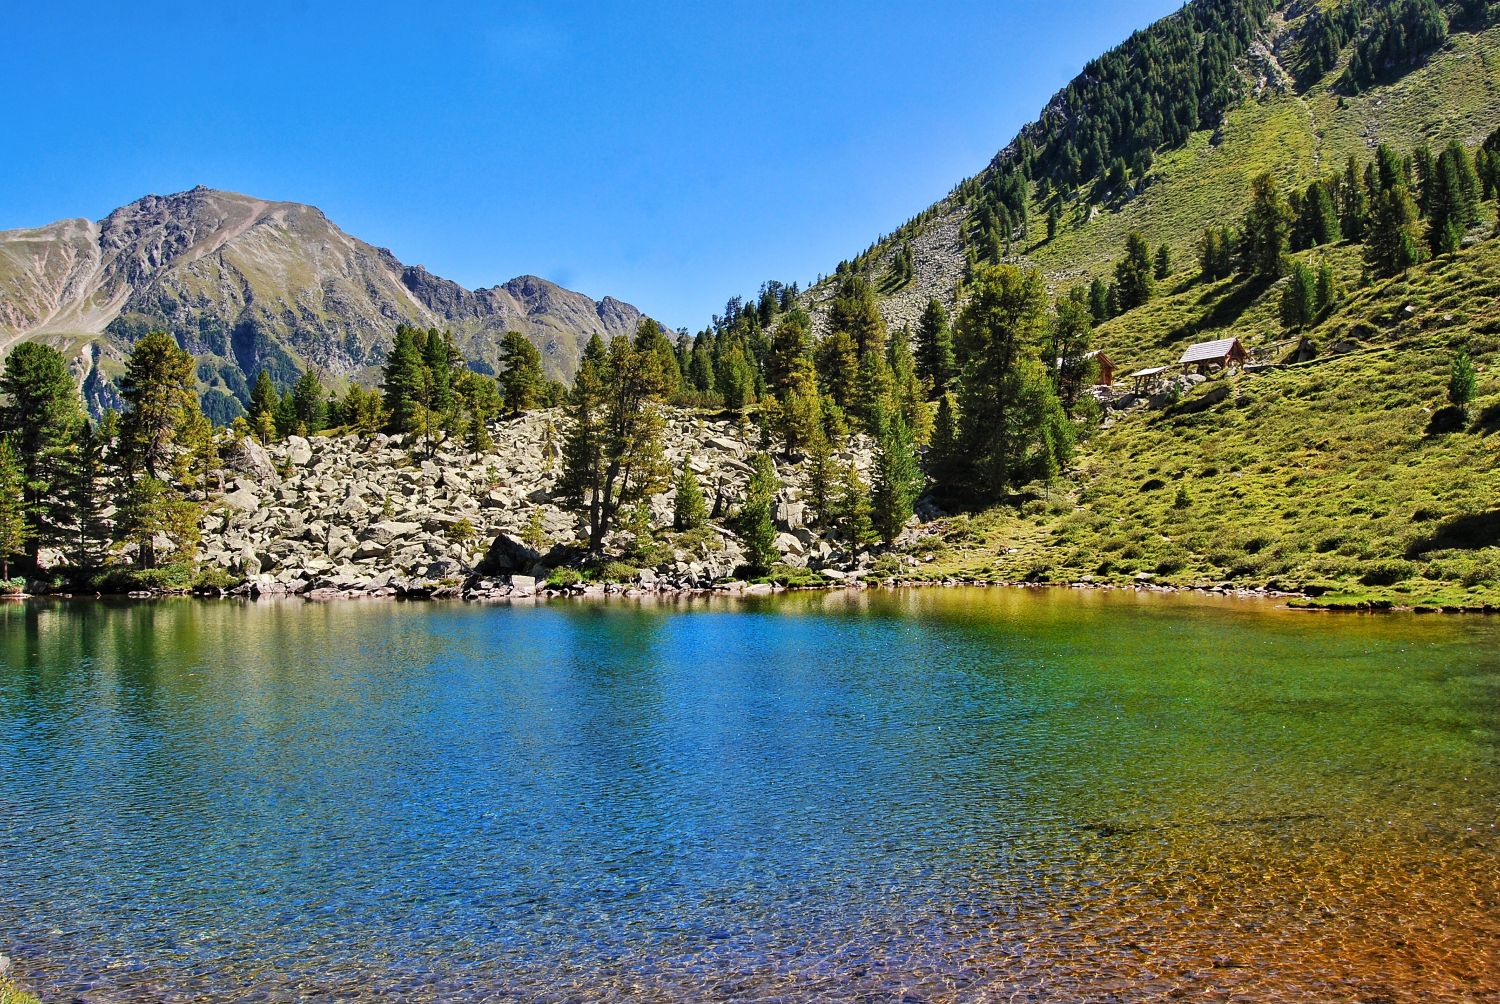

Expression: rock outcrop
xmin=192 ymin=410 xmax=882 ymax=600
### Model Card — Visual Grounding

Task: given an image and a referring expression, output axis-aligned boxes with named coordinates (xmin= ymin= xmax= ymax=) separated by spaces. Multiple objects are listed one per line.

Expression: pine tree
xmin=291 ymin=370 xmax=327 ymax=434
xmin=66 ymin=420 xmax=112 ymax=568
xmin=456 ymin=370 xmax=501 ymax=457
xmin=887 ymin=330 xmax=931 ymax=443
xmin=0 ymin=342 xmax=84 ymax=565
xmin=1088 ymin=276 xmax=1112 ymax=323
xmin=1241 ymin=173 xmax=1291 ymax=280
xmin=673 ymin=463 xmax=708 ymax=531
xmin=1153 ymin=243 xmax=1172 ymax=281
xmin=853 ymin=349 xmax=897 ymax=436
xmin=1050 ymin=296 xmax=1095 ymax=411
xmin=827 ymin=274 xmax=887 ymax=357
xmin=871 ymin=415 xmax=923 ymax=547
xmin=1301 ymin=180 xmax=1340 ymax=248
xmin=831 ymin=462 xmax=875 ymax=547
xmin=558 ymin=337 xmax=670 ymax=554
xmin=1315 ymin=260 xmax=1342 ymax=317
xmin=1113 ymin=232 xmax=1156 ymax=310
xmin=815 ymin=329 xmax=859 ymax=412
xmin=766 ymin=312 xmax=822 ymax=454
xmin=915 ymin=298 xmax=956 ymax=393
xmin=0 ymin=439 xmax=29 ymax=581
xmin=249 ymin=370 xmax=279 ymax=440
xmin=1366 ymin=182 xmax=1426 ymax=276
xmin=1280 ymin=261 xmax=1318 ymax=330
xmin=497 ymin=331 xmax=545 ymax=415
xmin=382 ymin=325 xmax=430 ymax=435
xmin=1341 ymin=155 xmax=1368 ymax=240
xmin=925 ymin=393 xmax=964 ymax=493
xmin=738 ymin=453 xmax=780 ymax=574
xmin=634 ymin=318 xmax=683 ymax=401
xmin=805 ymin=429 xmax=834 ymax=527
xmin=1449 ymin=347 xmax=1478 ymax=416
xmin=116 ymin=332 xmax=204 ymax=569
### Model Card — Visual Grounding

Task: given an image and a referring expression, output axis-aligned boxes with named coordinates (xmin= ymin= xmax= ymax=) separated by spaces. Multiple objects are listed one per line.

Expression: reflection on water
xmin=0 ymin=590 xmax=1496 ymax=1001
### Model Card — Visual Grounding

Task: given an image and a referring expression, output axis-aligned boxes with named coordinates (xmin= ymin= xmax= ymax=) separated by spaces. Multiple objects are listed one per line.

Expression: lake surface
xmin=0 ymin=590 xmax=1496 ymax=1002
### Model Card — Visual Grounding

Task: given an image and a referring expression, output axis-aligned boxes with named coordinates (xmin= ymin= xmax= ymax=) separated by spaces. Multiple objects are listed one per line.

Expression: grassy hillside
xmin=911 ymin=235 xmax=1500 ymax=610
xmin=788 ymin=1 xmax=1500 ymax=610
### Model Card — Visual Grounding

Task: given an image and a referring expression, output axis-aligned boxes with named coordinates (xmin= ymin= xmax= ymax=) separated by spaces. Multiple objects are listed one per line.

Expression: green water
xmin=0 ymin=589 xmax=1496 ymax=1001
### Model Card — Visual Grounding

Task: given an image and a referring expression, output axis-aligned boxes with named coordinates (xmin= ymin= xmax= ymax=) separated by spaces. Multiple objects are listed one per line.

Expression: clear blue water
xmin=0 ymin=590 xmax=1496 ymax=1001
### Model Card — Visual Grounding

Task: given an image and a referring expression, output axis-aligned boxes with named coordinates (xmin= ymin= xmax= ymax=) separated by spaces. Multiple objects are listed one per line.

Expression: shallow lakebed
xmin=0 ymin=589 xmax=1496 ymax=1001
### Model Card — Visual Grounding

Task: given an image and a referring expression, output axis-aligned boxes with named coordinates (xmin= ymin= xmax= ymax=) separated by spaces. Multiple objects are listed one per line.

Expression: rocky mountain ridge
xmin=0 ymin=186 xmax=651 ymax=415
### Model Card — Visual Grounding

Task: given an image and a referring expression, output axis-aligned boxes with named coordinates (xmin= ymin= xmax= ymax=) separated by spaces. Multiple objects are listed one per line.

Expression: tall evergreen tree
xmin=498 ymin=331 xmax=545 ymax=415
xmin=827 ymin=274 xmax=887 ymax=357
xmin=1241 ymin=173 xmax=1291 ymax=280
xmin=382 ymin=325 xmax=430 ymax=435
xmin=0 ymin=439 xmax=28 ymax=580
xmin=815 ymin=329 xmax=859 ymax=412
xmin=1113 ymin=232 xmax=1156 ymax=310
xmin=766 ymin=312 xmax=822 ymax=454
xmin=291 ymin=370 xmax=327 ymax=434
xmin=1449 ymin=347 xmax=1478 ymax=416
xmin=1050 ymin=296 xmax=1095 ymax=411
xmin=559 ymin=337 xmax=670 ymax=554
xmin=871 ymin=414 xmax=923 ymax=547
xmin=738 ymin=453 xmax=780 ymax=574
xmin=1341 ymin=154 xmax=1369 ymax=240
xmin=249 ymin=370 xmax=279 ymax=440
xmin=915 ymin=298 xmax=957 ymax=393
xmin=1300 ymin=179 xmax=1340 ymax=248
xmin=1280 ymin=261 xmax=1319 ymax=331
xmin=0 ymin=342 xmax=84 ymax=564
xmin=1366 ymin=181 xmax=1426 ymax=276
xmin=672 ymin=463 xmax=708 ymax=531
xmin=634 ymin=319 xmax=683 ymax=401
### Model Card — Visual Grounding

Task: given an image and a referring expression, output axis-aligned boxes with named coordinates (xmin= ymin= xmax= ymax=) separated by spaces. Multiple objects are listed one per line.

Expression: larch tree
xmin=915 ymin=298 xmax=957 ymax=394
xmin=0 ymin=439 xmax=28 ymax=581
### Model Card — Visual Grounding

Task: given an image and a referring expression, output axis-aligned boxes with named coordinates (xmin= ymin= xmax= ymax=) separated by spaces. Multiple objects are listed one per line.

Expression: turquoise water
xmin=0 ymin=590 xmax=1496 ymax=1001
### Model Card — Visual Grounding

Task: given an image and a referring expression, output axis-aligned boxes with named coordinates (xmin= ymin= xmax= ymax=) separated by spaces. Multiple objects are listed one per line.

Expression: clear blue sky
xmin=3 ymin=1 xmax=1180 ymax=331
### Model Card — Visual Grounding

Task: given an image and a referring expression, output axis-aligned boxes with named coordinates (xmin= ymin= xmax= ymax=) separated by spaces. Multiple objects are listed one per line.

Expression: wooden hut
xmin=1084 ymin=350 xmax=1115 ymax=387
xmin=1179 ymin=337 xmax=1246 ymax=374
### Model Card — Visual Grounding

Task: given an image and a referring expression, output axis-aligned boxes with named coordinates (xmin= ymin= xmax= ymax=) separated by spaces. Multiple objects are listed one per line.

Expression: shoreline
xmin=13 ymin=573 xmax=1496 ymax=614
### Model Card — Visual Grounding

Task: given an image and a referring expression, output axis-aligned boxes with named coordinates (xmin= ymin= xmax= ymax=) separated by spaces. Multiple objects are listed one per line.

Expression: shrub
xmin=1359 ymin=559 xmax=1416 ymax=586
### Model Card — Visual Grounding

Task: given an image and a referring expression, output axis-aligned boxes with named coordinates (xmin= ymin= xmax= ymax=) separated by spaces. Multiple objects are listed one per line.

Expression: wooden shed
xmin=1179 ymin=337 xmax=1246 ymax=374
xmin=1084 ymin=350 xmax=1115 ymax=387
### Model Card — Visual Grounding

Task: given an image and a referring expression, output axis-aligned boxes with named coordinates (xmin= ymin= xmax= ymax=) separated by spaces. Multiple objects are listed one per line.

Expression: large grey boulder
xmin=285 ymin=436 xmax=314 ymax=466
xmin=221 ymin=437 xmax=281 ymax=487
xmin=478 ymin=532 xmax=541 ymax=575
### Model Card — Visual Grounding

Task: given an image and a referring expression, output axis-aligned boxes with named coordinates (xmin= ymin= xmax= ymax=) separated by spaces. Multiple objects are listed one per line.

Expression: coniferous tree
xmin=1280 ymin=261 xmax=1319 ymax=330
xmin=815 ymin=329 xmax=859 ymax=412
xmin=1113 ymin=232 xmax=1156 ymax=310
xmin=827 ymin=274 xmax=887 ymax=357
xmin=915 ymin=298 xmax=957 ymax=393
xmin=0 ymin=439 xmax=28 ymax=581
xmin=738 ymin=453 xmax=780 ymax=573
xmin=1301 ymin=180 xmax=1340 ymax=248
xmin=1154 ymin=243 xmax=1172 ymax=281
xmin=1050 ymin=295 xmax=1095 ymax=411
xmin=887 ymin=331 xmax=931 ymax=443
xmin=1449 ymin=347 xmax=1478 ymax=416
xmin=871 ymin=414 xmax=922 ymax=547
xmin=766 ymin=312 xmax=822 ymax=454
xmin=1088 ymin=277 xmax=1112 ymax=323
xmin=1341 ymin=155 xmax=1369 ymax=240
xmin=456 ymin=370 xmax=501 ymax=457
xmin=925 ymin=393 xmax=964 ymax=493
xmin=1241 ymin=173 xmax=1291 ymax=280
xmin=1315 ymin=260 xmax=1343 ymax=317
xmin=559 ymin=336 xmax=670 ymax=555
xmin=831 ymin=461 xmax=875 ymax=547
xmin=291 ymin=370 xmax=327 ymax=434
xmin=0 ymin=342 xmax=84 ymax=565
xmin=634 ymin=319 xmax=683 ymax=401
xmin=804 ymin=429 xmax=834 ymax=528
xmin=65 ymin=420 xmax=112 ymax=568
xmin=382 ymin=325 xmax=430 ymax=435
xmin=249 ymin=370 xmax=279 ymax=440
xmin=717 ymin=341 xmax=756 ymax=412
xmin=949 ymin=265 xmax=1073 ymax=499
xmin=673 ymin=463 xmax=708 ymax=531
xmin=116 ymin=332 xmax=205 ymax=569
xmin=853 ymin=350 xmax=897 ymax=436
xmin=1366 ymin=181 xmax=1426 ymax=276
xmin=498 ymin=331 xmax=545 ymax=415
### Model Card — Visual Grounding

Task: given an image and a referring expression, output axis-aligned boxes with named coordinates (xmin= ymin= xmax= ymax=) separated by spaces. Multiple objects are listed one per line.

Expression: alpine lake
xmin=0 ymin=588 xmax=1495 ymax=1002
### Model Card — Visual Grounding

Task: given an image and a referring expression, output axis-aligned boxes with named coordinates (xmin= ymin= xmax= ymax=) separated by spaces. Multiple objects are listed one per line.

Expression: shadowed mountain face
xmin=0 ymin=186 xmax=648 ymax=416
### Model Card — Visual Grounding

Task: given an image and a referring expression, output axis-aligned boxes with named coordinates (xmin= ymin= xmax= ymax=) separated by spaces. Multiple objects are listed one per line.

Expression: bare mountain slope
xmin=0 ymin=186 xmax=649 ymax=417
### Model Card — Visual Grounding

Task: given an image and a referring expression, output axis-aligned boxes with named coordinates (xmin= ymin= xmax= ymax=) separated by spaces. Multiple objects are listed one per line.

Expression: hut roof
xmin=1180 ymin=337 xmax=1242 ymax=365
xmin=1128 ymin=366 xmax=1168 ymax=378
